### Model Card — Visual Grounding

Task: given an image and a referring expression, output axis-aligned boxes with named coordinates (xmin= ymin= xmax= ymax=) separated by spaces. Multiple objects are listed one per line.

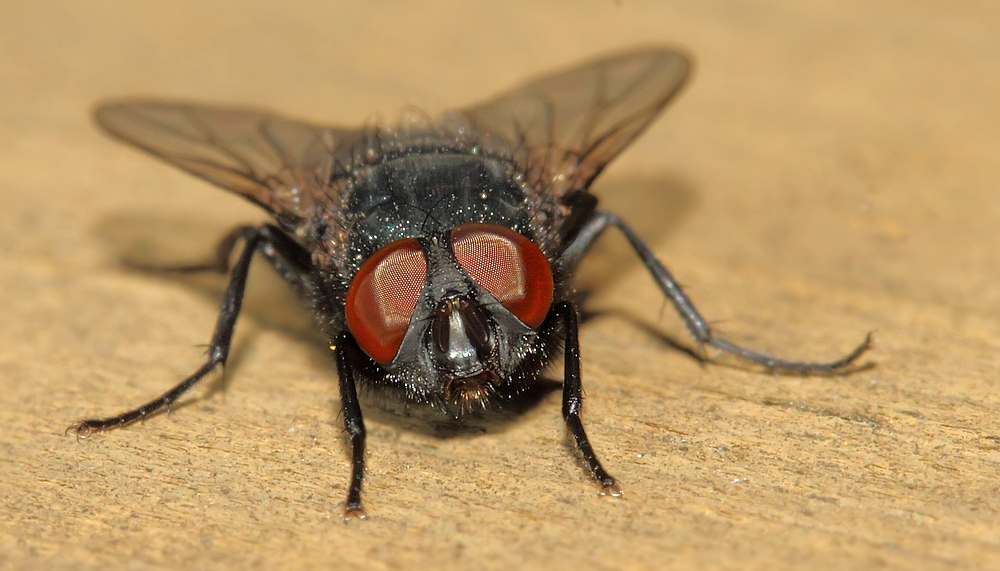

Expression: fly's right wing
xmin=451 ymin=47 xmax=691 ymax=199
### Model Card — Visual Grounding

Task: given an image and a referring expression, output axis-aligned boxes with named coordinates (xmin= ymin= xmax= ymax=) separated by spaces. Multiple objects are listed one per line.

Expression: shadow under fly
xmin=68 ymin=47 xmax=873 ymax=520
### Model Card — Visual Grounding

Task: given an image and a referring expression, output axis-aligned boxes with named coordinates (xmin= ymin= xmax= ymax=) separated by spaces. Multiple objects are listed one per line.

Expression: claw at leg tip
xmin=66 ymin=423 xmax=92 ymax=439
xmin=342 ymin=505 xmax=367 ymax=522
xmin=600 ymin=484 xmax=624 ymax=498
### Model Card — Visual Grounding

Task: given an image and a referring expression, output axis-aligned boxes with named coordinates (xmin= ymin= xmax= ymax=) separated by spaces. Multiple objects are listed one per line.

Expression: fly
xmin=68 ymin=47 xmax=873 ymax=519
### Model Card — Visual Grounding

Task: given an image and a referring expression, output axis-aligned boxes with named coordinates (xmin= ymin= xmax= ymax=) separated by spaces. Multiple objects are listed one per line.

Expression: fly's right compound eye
xmin=345 ymin=238 xmax=427 ymax=365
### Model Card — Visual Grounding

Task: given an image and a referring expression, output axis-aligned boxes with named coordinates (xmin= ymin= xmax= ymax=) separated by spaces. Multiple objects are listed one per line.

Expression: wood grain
xmin=2 ymin=1 xmax=998 ymax=569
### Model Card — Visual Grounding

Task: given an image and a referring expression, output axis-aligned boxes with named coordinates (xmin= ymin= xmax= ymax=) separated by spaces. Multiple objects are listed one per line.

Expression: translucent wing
xmin=450 ymin=47 xmax=691 ymax=197
xmin=95 ymin=101 xmax=351 ymax=233
xmin=95 ymin=49 xmax=689 ymax=247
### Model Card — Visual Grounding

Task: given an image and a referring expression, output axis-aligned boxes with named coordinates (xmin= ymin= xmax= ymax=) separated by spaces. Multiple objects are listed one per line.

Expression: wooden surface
xmin=2 ymin=1 xmax=999 ymax=569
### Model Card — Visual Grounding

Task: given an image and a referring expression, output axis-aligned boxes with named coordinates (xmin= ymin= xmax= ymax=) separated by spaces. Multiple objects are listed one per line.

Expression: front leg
xmin=549 ymin=301 xmax=622 ymax=496
xmin=332 ymin=331 xmax=368 ymax=520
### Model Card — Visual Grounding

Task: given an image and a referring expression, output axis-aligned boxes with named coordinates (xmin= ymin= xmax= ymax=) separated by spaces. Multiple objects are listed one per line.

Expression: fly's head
xmin=344 ymin=223 xmax=555 ymax=411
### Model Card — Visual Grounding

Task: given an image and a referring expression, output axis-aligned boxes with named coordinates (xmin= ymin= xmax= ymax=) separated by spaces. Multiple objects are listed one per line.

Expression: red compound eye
xmin=451 ymin=224 xmax=553 ymax=328
xmin=345 ymin=238 xmax=427 ymax=365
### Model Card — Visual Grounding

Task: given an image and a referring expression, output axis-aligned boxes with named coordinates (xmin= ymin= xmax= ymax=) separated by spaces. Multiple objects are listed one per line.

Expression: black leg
xmin=125 ymin=224 xmax=250 ymax=275
xmin=66 ymin=225 xmax=308 ymax=436
xmin=550 ymin=301 xmax=622 ymax=496
xmin=332 ymin=332 xmax=368 ymax=520
xmin=560 ymin=210 xmax=873 ymax=374
xmin=128 ymin=224 xmax=322 ymax=304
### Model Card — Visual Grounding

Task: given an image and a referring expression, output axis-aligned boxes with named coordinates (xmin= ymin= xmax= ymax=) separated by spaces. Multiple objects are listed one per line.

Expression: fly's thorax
xmin=339 ymin=150 xmax=534 ymax=278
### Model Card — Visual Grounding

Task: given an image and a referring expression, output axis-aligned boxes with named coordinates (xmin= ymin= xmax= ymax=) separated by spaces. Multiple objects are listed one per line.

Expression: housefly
xmin=68 ymin=47 xmax=872 ymax=519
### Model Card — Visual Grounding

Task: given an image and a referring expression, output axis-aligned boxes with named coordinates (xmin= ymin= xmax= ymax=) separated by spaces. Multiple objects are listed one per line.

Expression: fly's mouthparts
xmin=442 ymin=371 xmax=498 ymax=405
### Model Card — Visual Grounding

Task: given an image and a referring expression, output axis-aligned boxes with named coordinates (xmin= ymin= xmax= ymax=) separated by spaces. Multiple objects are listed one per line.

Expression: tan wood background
xmin=2 ymin=1 xmax=999 ymax=569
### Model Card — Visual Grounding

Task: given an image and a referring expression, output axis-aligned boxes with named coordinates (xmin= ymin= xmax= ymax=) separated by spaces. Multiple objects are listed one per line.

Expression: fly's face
xmin=344 ymin=224 xmax=553 ymax=409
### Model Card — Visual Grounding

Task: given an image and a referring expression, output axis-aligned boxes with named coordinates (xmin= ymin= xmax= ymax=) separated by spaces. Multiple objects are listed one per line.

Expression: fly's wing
xmin=450 ymin=47 xmax=690 ymax=198
xmin=95 ymin=101 xmax=351 ymax=236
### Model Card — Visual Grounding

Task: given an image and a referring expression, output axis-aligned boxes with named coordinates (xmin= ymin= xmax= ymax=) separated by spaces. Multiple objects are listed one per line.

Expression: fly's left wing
xmin=95 ymin=101 xmax=353 ymax=237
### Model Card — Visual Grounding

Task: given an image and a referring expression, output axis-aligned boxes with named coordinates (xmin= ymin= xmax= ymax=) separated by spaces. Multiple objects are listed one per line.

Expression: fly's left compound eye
xmin=450 ymin=224 xmax=553 ymax=328
xmin=345 ymin=238 xmax=427 ymax=365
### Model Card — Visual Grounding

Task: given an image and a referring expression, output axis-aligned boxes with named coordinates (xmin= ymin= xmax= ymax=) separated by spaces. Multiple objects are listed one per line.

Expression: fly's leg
xmin=332 ymin=331 xmax=367 ymax=521
xmin=129 ymin=224 xmax=322 ymax=303
xmin=561 ymin=211 xmax=873 ymax=373
xmin=124 ymin=224 xmax=250 ymax=275
xmin=67 ymin=225 xmax=315 ymax=436
xmin=548 ymin=301 xmax=622 ymax=496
